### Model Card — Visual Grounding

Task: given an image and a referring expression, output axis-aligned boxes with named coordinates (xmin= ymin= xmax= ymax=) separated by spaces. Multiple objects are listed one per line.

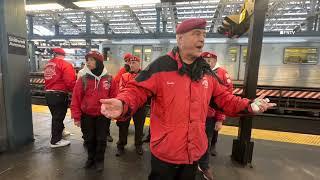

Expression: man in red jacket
xmin=113 ymin=53 xmax=132 ymax=88
xmin=71 ymin=51 xmax=117 ymax=171
xmin=100 ymin=18 xmax=276 ymax=180
xmin=44 ymin=48 xmax=76 ymax=148
xmin=116 ymin=56 xmax=147 ymax=156
xmin=197 ymin=51 xmax=234 ymax=180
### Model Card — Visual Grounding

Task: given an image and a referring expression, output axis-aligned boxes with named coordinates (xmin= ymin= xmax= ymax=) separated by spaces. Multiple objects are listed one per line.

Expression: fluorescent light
xmin=74 ymin=0 xmax=160 ymax=8
xmin=25 ymin=3 xmax=64 ymax=11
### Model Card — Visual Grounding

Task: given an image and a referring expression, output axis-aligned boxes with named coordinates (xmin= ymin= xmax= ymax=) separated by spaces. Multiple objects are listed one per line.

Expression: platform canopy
xmin=26 ymin=0 xmax=319 ymax=36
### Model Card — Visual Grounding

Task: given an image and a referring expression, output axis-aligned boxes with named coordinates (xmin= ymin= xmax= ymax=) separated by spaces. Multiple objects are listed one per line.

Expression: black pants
xmin=116 ymin=105 xmax=147 ymax=148
xmin=149 ymin=154 xmax=198 ymax=180
xmin=198 ymin=117 xmax=218 ymax=170
xmin=81 ymin=114 xmax=110 ymax=162
xmin=45 ymin=92 xmax=68 ymax=144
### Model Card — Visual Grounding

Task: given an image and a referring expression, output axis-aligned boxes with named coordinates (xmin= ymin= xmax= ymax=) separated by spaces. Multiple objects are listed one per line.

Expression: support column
xmin=28 ymin=41 xmax=36 ymax=72
xmin=104 ymin=23 xmax=109 ymax=35
xmin=156 ymin=6 xmax=161 ymax=33
xmin=85 ymin=11 xmax=91 ymax=34
xmin=0 ymin=0 xmax=33 ymax=151
xmin=231 ymin=0 xmax=269 ymax=166
xmin=27 ymin=15 xmax=33 ymax=37
xmin=162 ymin=21 xmax=167 ymax=32
xmin=86 ymin=39 xmax=91 ymax=53
xmin=54 ymin=24 xmax=60 ymax=36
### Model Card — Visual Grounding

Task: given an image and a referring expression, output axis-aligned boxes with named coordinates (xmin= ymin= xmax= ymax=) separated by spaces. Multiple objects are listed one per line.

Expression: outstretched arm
xmin=100 ymin=67 xmax=158 ymax=119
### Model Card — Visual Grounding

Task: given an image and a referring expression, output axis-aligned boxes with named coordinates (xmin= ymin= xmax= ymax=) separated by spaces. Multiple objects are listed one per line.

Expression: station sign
xmin=7 ymin=33 xmax=27 ymax=56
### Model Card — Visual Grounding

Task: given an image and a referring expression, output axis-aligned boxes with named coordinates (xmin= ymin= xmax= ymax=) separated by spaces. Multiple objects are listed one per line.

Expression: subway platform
xmin=0 ymin=105 xmax=319 ymax=180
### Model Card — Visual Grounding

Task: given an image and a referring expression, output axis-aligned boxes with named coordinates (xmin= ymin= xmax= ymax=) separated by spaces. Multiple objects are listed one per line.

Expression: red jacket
xmin=114 ymin=67 xmax=127 ymax=83
xmin=116 ymin=48 xmax=251 ymax=164
xmin=114 ymin=67 xmax=128 ymax=94
xmin=119 ymin=71 xmax=139 ymax=91
xmin=44 ymin=57 xmax=76 ymax=92
xmin=207 ymin=67 xmax=234 ymax=121
xmin=71 ymin=69 xmax=117 ymax=122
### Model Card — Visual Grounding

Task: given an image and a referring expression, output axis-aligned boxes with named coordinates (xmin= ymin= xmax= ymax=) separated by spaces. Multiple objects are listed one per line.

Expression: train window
xmin=284 ymin=47 xmax=318 ymax=64
xmin=143 ymin=47 xmax=152 ymax=62
xmin=133 ymin=46 xmax=143 ymax=59
xmin=242 ymin=47 xmax=247 ymax=62
xmin=228 ymin=47 xmax=237 ymax=62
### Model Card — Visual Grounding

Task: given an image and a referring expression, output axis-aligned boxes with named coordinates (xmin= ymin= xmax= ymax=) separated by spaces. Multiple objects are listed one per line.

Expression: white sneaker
xmin=62 ymin=130 xmax=71 ymax=137
xmin=50 ymin=139 xmax=71 ymax=148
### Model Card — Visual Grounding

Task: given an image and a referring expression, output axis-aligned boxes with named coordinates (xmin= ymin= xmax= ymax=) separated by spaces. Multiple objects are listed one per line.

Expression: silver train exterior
xmin=100 ymin=36 xmax=320 ymax=88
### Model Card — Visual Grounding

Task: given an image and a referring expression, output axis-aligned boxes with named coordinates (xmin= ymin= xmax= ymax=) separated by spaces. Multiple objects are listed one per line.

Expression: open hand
xmin=250 ymin=94 xmax=277 ymax=113
xmin=100 ymin=98 xmax=124 ymax=119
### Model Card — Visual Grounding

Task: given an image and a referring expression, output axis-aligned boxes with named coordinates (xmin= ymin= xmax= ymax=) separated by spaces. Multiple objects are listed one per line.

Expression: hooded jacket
xmin=71 ymin=66 xmax=117 ymax=122
xmin=115 ymin=47 xmax=251 ymax=164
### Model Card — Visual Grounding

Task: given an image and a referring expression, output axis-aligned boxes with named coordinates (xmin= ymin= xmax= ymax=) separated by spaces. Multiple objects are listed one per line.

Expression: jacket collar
xmin=167 ymin=47 xmax=183 ymax=70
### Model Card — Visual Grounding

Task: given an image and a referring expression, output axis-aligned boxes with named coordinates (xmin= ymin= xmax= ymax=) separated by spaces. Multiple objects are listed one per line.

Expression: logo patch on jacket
xmin=166 ymin=81 xmax=175 ymax=86
xmin=103 ymin=80 xmax=111 ymax=90
xmin=202 ymin=77 xmax=209 ymax=89
xmin=44 ymin=62 xmax=56 ymax=80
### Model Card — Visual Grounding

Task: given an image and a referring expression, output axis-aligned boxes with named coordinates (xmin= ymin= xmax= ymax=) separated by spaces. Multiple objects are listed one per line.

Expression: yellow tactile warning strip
xmin=32 ymin=105 xmax=320 ymax=147
xmin=32 ymin=105 xmax=70 ymax=115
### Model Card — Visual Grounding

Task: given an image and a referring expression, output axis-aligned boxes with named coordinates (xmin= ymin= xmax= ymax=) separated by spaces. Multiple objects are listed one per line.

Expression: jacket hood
xmin=82 ymin=65 xmax=108 ymax=90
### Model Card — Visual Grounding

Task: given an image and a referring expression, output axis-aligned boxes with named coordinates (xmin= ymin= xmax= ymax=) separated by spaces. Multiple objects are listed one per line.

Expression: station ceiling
xmin=25 ymin=0 xmax=320 ymax=36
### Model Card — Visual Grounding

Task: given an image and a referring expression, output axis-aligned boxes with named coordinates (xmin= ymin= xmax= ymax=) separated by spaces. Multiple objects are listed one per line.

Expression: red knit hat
xmin=201 ymin=51 xmax=217 ymax=59
xmin=176 ymin=18 xmax=207 ymax=34
xmin=123 ymin=53 xmax=133 ymax=62
xmin=85 ymin=51 xmax=104 ymax=62
xmin=129 ymin=55 xmax=141 ymax=62
xmin=52 ymin=48 xmax=65 ymax=56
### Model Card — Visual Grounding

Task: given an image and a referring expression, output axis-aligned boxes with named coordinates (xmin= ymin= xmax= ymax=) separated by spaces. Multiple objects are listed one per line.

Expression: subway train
xmin=101 ymin=36 xmax=320 ymax=89
xmin=30 ymin=36 xmax=320 ymax=118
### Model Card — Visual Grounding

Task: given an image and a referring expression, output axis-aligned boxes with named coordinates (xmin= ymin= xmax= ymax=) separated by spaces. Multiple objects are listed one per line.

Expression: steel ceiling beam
xmin=209 ymin=0 xmax=226 ymax=33
xmin=123 ymin=5 xmax=145 ymax=33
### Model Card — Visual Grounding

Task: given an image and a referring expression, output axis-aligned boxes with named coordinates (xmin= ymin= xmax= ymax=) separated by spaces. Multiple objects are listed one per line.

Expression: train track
xmin=30 ymin=72 xmax=320 ymax=118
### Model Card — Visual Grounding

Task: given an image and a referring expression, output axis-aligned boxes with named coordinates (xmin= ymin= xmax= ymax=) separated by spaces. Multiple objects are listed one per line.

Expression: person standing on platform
xmin=77 ymin=60 xmax=114 ymax=143
xmin=71 ymin=51 xmax=117 ymax=171
xmin=116 ymin=55 xmax=147 ymax=156
xmin=113 ymin=53 xmax=132 ymax=92
xmin=100 ymin=18 xmax=276 ymax=180
xmin=197 ymin=51 xmax=234 ymax=180
xmin=44 ymin=48 xmax=76 ymax=148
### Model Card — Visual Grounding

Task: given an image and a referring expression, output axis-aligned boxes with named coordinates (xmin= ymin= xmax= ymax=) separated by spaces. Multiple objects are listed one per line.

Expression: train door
xmin=133 ymin=46 xmax=153 ymax=69
xmin=227 ymin=45 xmax=247 ymax=81
xmin=227 ymin=46 xmax=241 ymax=81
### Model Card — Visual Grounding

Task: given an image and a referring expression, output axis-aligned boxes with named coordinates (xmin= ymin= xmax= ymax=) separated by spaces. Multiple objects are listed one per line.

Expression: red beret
xmin=176 ymin=18 xmax=207 ymax=34
xmin=123 ymin=53 xmax=133 ymax=61
xmin=52 ymin=48 xmax=65 ymax=56
xmin=129 ymin=56 xmax=141 ymax=62
xmin=201 ymin=51 xmax=217 ymax=59
xmin=85 ymin=51 xmax=104 ymax=62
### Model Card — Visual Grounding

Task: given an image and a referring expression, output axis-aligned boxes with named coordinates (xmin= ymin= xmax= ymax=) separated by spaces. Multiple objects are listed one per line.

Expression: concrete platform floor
xmin=0 ymin=110 xmax=319 ymax=180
